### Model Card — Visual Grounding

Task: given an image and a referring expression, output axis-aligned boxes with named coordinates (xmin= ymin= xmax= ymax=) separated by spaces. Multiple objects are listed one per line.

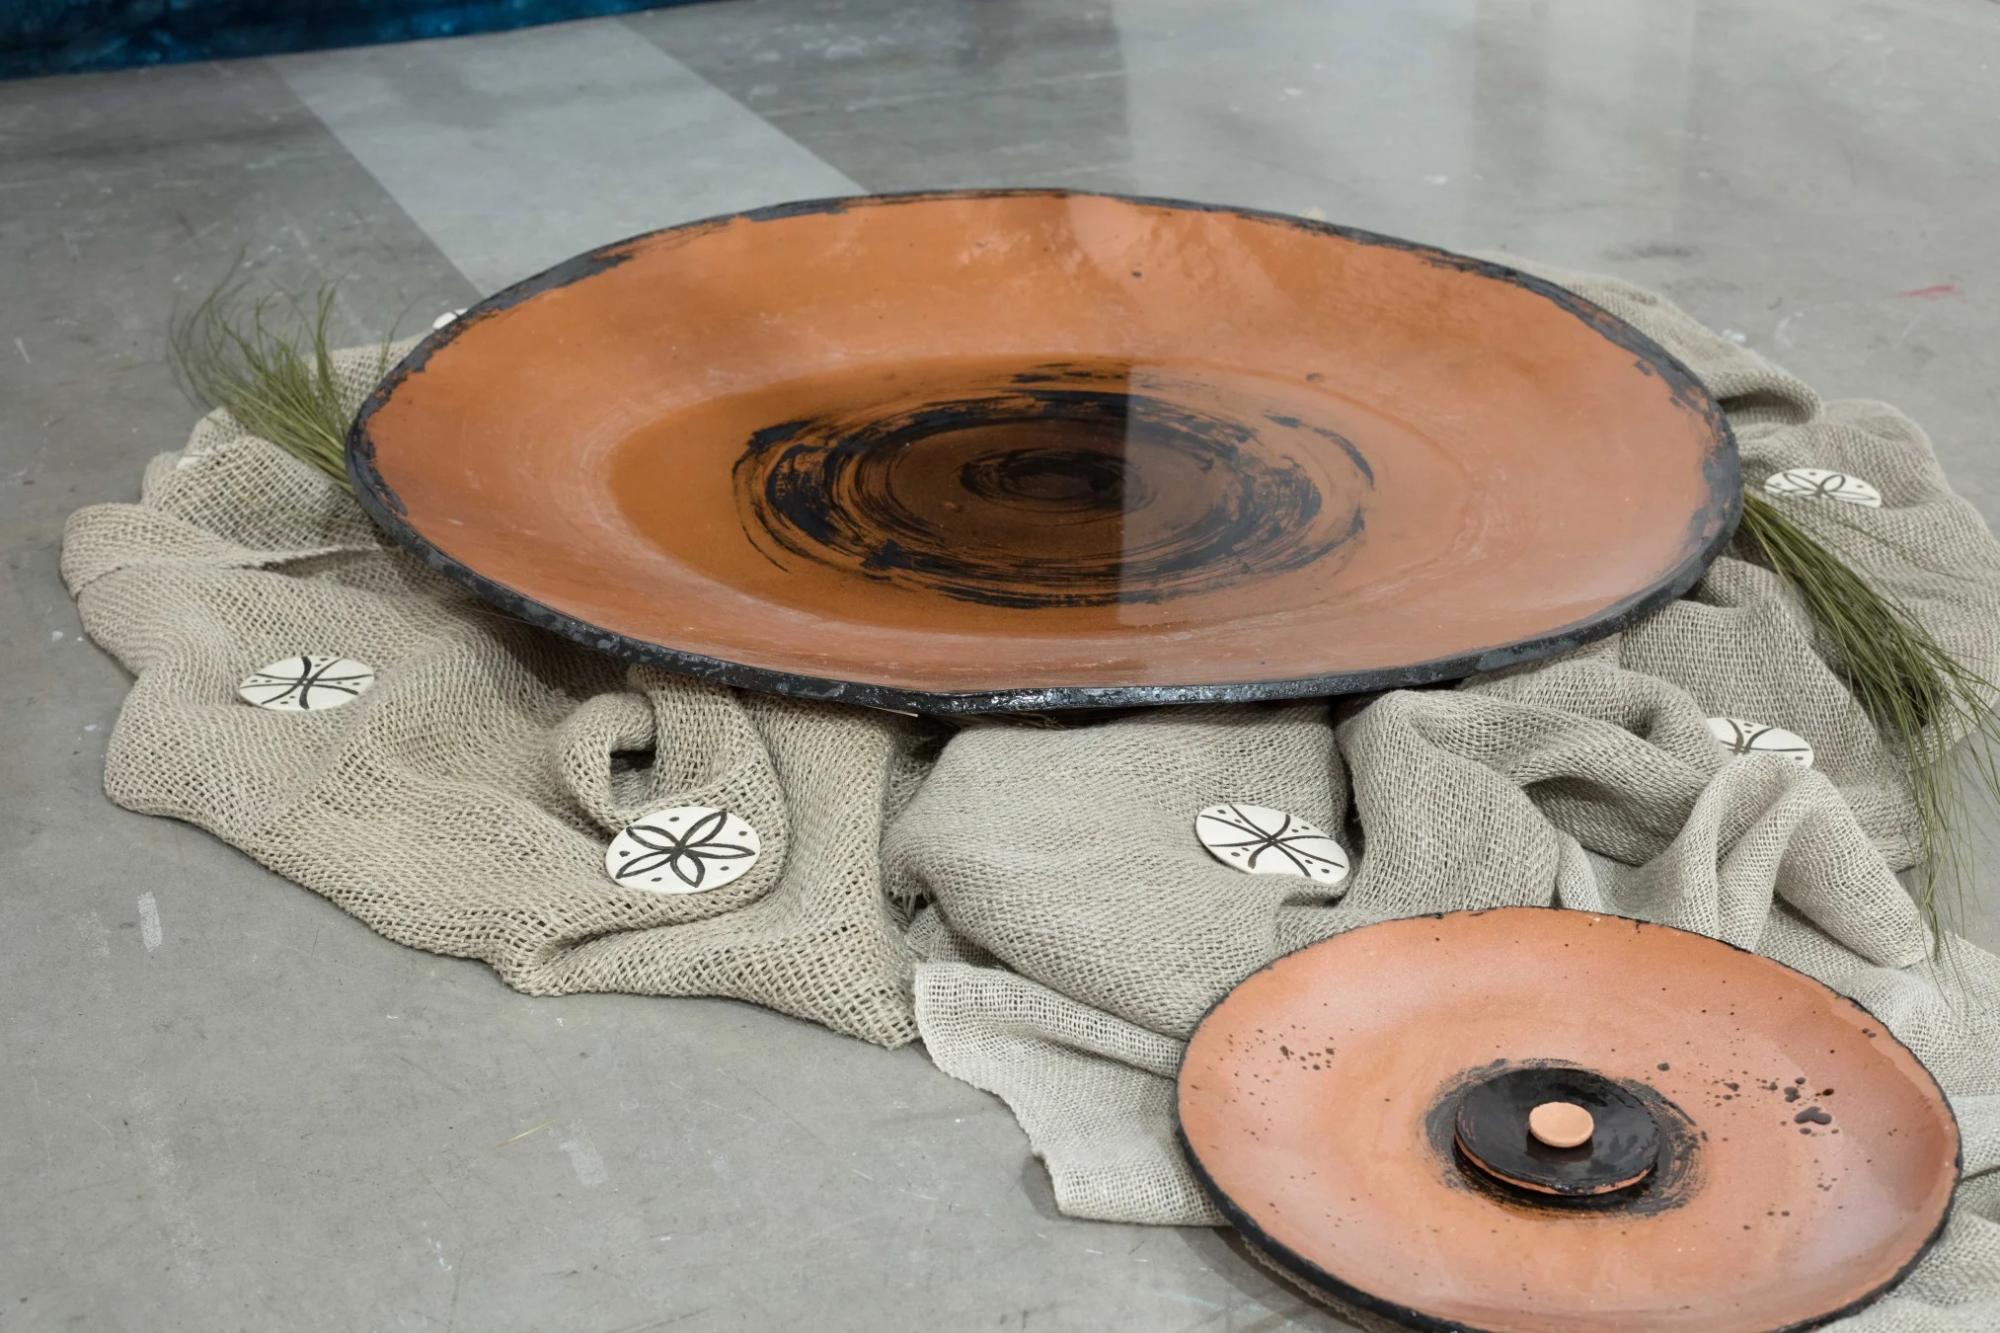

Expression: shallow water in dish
xmin=610 ymin=356 xmax=1442 ymax=623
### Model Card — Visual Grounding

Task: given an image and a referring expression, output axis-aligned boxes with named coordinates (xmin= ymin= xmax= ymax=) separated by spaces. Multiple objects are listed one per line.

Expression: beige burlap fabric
xmin=59 ymin=344 xmax=929 ymax=1046
xmin=63 ymin=265 xmax=2000 ymax=1328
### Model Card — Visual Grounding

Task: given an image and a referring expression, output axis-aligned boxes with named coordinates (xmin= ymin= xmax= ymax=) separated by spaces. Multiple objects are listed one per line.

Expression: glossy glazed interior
xmin=1177 ymin=909 xmax=1958 ymax=1332
xmin=355 ymin=192 xmax=1733 ymax=705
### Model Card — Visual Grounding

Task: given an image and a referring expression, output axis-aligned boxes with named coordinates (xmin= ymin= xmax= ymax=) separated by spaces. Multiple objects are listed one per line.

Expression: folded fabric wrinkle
xmin=62 ymin=261 xmax=2000 ymax=1330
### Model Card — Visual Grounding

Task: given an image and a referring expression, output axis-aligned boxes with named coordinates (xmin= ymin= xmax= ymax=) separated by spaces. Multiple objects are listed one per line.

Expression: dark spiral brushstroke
xmin=733 ymin=381 xmax=1370 ymax=609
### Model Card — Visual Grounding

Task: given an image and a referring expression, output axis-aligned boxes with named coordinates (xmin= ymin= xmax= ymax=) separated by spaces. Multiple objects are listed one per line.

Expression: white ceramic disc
xmin=606 ymin=806 xmax=762 ymax=893
xmin=1195 ymin=803 xmax=1350 ymax=885
xmin=237 ymin=655 xmax=377 ymax=712
xmin=1762 ymin=468 xmax=1883 ymax=508
xmin=1707 ymin=717 xmax=1815 ymax=768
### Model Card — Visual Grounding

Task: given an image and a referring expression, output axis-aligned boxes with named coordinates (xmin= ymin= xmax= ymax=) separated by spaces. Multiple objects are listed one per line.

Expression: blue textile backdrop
xmin=3 ymin=1 xmax=714 ymax=80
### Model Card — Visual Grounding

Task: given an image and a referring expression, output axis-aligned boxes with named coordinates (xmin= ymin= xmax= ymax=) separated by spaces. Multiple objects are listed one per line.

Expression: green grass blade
xmin=170 ymin=276 xmax=390 ymax=490
xmin=1740 ymin=492 xmax=1999 ymax=946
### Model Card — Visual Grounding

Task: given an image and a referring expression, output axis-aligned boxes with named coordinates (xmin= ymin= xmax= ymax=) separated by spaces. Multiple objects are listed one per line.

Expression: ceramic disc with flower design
xmin=605 ymin=806 xmax=762 ymax=893
xmin=1762 ymin=467 xmax=1883 ymax=507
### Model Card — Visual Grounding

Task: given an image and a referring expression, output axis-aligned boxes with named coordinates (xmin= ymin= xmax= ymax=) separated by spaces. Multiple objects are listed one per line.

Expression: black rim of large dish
xmin=347 ymin=189 xmax=1742 ymax=716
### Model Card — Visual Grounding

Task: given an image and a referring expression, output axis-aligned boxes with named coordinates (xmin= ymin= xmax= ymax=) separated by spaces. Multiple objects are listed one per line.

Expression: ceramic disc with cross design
xmin=237 ymin=655 xmax=377 ymax=712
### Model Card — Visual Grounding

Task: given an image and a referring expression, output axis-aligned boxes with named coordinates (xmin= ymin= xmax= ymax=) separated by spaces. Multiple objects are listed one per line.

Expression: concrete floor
xmin=4 ymin=1 xmax=2000 ymax=1329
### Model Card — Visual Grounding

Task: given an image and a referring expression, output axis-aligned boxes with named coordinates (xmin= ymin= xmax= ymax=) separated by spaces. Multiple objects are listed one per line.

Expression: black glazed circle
xmin=1452 ymin=1066 xmax=1662 ymax=1198
xmin=731 ymin=385 xmax=1367 ymax=610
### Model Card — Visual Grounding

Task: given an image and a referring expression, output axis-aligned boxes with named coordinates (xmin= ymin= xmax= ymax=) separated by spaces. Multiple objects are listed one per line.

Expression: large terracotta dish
xmin=349 ymin=191 xmax=1738 ymax=714
xmin=1177 ymin=909 xmax=1959 ymax=1332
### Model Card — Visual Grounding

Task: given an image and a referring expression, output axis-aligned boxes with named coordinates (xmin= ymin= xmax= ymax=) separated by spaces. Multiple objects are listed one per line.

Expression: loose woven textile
xmin=62 ymin=264 xmax=2000 ymax=1328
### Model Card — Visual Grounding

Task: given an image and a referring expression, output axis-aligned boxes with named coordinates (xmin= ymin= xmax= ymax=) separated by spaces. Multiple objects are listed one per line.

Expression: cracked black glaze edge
xmin=1172 ymin=906 xmax=1962 ymax=1333
xmin=347 ymin=189 xmax=1742 ymax=717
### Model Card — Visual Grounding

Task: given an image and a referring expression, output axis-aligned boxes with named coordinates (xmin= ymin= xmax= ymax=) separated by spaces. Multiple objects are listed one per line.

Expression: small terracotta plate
xmin=1176 ymin=908 xmax=1958 ymax=1332
xmin=351 ymin=190 xmax=1737 ymax=714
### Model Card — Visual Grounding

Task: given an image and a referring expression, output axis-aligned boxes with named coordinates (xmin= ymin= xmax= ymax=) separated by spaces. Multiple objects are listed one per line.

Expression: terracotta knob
xmin=1529 ymin=1101 xmax=1595 ymax=1149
